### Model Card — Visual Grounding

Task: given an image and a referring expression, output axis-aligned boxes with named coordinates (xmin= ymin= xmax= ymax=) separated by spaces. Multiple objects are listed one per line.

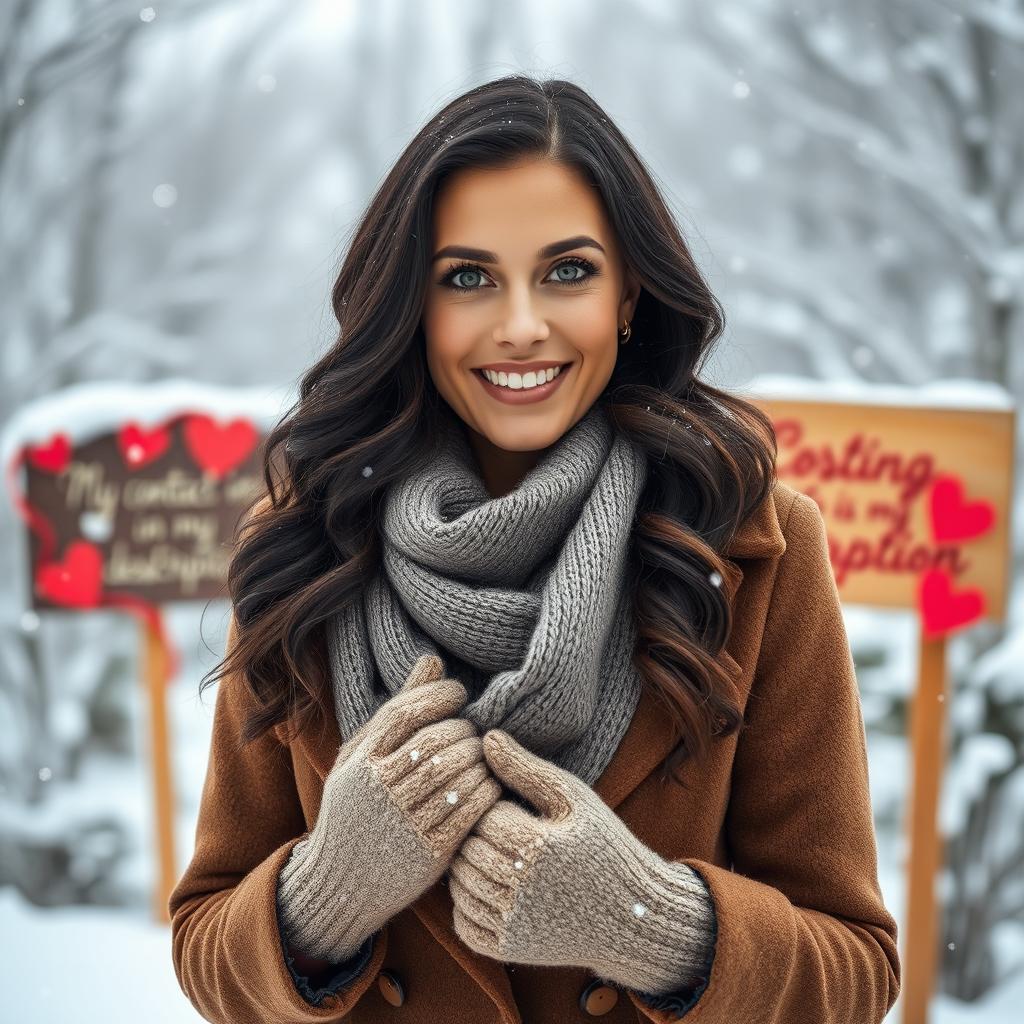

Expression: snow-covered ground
xmin=0 ymin=648 xmax=220 ymax=1022
xmin=1 ymin=887 xmax=204 ymax=1023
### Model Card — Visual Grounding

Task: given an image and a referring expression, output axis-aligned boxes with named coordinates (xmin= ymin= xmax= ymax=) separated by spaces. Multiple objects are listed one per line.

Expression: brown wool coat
xmin=169 ymin=479 xmax=901 ymax=1024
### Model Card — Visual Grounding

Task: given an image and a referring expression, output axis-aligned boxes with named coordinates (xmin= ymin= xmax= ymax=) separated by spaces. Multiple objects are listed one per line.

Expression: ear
xmin=481 ymin=729 xmax=574 ymax=821
xmin=619 ymin=265 xmax=642 ymax=323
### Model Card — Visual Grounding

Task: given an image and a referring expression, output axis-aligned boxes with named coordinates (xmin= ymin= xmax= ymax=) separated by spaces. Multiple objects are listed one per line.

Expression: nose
xmin=492 ymin=289 xmax=549 ymax=348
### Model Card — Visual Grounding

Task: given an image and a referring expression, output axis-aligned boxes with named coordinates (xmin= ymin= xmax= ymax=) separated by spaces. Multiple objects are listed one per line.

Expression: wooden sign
xmin=23 ymin=414 xmax=263 ymax=609
xmin=755 ymin=393 xmax=1012 ymax=632
xmin=746 ymin=378 xmax=1016 ymax=1024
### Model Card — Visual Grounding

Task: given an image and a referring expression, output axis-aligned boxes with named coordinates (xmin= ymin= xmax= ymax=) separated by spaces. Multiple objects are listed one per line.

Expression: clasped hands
xmin=370 ymin=655 xmax=701 ymax=990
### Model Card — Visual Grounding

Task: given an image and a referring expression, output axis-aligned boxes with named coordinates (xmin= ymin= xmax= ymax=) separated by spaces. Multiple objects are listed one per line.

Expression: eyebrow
xmin=431 ymin=235 xmax=606 ymax=264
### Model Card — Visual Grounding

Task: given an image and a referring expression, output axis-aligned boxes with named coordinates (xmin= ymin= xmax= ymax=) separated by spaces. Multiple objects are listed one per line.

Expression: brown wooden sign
xmin=749 ymin=393 xmax=1014 ymax=632
xmin=22 ymin=413 xmax=264 ymax=610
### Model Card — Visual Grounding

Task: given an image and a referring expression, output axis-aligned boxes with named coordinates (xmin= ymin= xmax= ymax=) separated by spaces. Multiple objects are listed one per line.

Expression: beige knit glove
xmin=448 ymin=728 xmax=717 ymax=996
xmin=276 ymin=654 xmax=502 ymax=963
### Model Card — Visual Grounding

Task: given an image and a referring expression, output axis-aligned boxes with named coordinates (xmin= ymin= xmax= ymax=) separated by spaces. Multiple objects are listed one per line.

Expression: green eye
xmin=551 ymin=263 xmax=587 ymax=283
xmin=449 ymin=267 xmax=486 ymax=290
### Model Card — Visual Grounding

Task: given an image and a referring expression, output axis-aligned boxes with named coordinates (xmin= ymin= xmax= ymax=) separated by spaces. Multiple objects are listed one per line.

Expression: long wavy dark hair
xmin=200 ymin=74 xmax=778 ymax=786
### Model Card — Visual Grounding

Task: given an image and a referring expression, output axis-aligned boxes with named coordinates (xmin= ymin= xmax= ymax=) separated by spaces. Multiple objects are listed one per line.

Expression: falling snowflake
xmin=152 ymin=183 xmax=177 ymax=208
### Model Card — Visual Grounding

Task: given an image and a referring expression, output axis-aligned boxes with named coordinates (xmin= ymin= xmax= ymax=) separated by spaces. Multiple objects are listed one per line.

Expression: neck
xmin=463 ymin=425 xmax=551 ymax=498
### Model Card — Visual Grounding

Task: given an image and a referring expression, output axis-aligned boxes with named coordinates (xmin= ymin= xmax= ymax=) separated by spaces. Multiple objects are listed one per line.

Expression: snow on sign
xmin=5 ymin=383 xmax=281 ymax=613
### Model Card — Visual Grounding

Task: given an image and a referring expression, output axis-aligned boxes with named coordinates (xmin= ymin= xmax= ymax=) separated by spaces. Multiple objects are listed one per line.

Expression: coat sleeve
xmin=168 ymin=611 xmax=388 ymax=1023
xmin=627 ymin=490 xmax=901 ymax=1023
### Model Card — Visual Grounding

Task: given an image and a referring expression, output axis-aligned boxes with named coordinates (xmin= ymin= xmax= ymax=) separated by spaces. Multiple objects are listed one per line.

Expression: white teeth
xmin=481 ymin=365 xmax=563 ymax=390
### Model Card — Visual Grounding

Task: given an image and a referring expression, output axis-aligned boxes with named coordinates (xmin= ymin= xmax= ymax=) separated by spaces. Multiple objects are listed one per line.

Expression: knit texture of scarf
xmin=327 ymin=402 xmax=650 ymax=787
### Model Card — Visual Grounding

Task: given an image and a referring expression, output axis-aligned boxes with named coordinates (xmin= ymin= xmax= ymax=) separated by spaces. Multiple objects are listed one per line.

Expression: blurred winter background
xmin=2 ymin=0 xmax=1023 ymax=1020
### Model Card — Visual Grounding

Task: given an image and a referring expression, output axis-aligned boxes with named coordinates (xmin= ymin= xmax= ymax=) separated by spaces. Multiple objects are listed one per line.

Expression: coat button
xmin=377 ymin=969 xmax=405 ymax=1007
xmin=579 ymin=979 xmax=620 ymax=1015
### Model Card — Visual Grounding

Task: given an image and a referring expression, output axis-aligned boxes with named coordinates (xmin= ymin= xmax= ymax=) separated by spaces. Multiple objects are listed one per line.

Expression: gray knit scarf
xmin=327 ymin=402 xmax=649 ymax=786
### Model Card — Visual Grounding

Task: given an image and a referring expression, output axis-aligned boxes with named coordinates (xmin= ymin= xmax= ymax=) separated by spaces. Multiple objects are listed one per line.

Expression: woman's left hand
xmin=448 ymin=728 xmax=716 ymax=994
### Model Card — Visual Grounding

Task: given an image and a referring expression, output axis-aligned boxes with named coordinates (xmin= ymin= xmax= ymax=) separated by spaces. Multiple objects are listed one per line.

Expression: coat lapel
xmin=292 ymin=481 xmax=789 ymax=1024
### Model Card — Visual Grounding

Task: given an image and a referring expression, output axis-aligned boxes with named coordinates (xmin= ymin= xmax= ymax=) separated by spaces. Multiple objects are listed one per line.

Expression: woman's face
xmin=421 ymin=157 xmax=641 ymax=463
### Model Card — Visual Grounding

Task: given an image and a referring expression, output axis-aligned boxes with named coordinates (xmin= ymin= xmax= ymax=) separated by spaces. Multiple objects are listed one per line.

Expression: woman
xmin=169 ymin=75 xmax=901 ymax=1023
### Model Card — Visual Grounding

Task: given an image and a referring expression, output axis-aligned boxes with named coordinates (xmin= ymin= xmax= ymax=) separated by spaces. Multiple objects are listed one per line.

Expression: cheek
xmin=560 ymin=303 xmax=618 ymax=367
xmin=423 ymin=306 xmax=473 ymax=377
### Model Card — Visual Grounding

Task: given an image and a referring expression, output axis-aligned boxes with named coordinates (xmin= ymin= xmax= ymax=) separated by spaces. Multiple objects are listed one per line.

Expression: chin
xmin=481 ymin=418 xmax=569 ymax=453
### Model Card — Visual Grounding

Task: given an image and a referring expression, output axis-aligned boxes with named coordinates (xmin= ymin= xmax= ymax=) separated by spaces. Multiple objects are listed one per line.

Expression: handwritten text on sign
xmin=25 ymin=415 xmax=263 ymax=608
xmin=751 ymin=397 xmax=1013 ymax=633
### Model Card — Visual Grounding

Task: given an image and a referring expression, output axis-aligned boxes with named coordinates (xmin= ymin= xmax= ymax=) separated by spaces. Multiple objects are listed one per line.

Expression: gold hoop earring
xmin=618 ymin=319 xmax=632 ymax=345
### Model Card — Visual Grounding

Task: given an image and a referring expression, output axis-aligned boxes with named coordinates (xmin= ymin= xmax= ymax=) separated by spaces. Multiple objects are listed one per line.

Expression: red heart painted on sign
xmin=918 ymin=568 xmax=985 ymax=638
xmin=36 ymin=541 xmax=104 ymax=608
xmin=118 ymin=422 xmax=171 ymax=469
xmin=26 ymin=434 xmax=72 ymax=474
xmin=929 ymin=475 xmax=995 ymax=543
xmin=182 ymin=414 xmax=258 ymax=479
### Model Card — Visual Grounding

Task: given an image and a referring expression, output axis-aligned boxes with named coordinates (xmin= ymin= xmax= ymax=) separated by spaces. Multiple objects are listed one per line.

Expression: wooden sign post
xmin=144 ymin=614 xmax=177 ymax=925
xmin=906 ymin=631 xmax=947 ymax=1024
xmin=748 ymin=382 xmax=1015 ymax=1024
xmin=3 ymin=381 xmax=278 ymax=923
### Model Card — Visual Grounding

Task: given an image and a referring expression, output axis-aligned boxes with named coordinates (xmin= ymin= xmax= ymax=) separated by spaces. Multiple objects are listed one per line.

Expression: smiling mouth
xmin=472 ymin=362 xmax=573 ymax=391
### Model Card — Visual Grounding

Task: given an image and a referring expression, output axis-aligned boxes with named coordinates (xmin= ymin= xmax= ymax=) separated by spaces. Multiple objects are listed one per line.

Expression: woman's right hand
xmin=276 ymin=653 xmax=501 ymax=964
